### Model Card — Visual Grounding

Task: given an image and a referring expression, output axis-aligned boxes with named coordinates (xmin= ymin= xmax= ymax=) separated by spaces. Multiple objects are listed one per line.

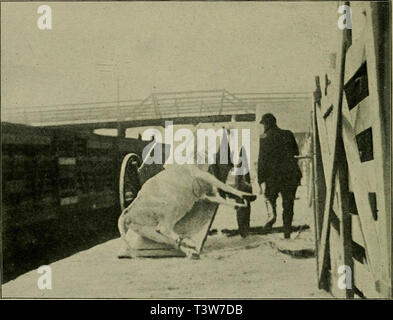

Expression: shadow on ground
xmin=2 ymin=208 xmax=120 ymax=283
xmin=218 ymin=224 xmax=310 ymax=237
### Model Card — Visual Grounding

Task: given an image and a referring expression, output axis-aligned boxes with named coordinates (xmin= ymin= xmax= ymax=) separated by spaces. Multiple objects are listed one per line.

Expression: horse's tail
xmin=118 ymin=211 xmax=127 ymax=238
xmin=117 ymin=206 xmax=135 ymax=259
xmin=118 ymin=200 xmax=136 ymax=238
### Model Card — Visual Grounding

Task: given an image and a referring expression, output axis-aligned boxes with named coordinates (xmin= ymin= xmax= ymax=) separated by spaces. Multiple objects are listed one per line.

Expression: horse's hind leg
xmin=157 ymin=220 xmax=199 ymax=259
xmin=133 ymin=222 xmax=199 ymax=259
xmin=118 ymin=225 xmax=178 ymax=259
xmin=117 ymin=212 xmax=133 ymax=258
xmin=127 ymin=222 xmax=178 ymax=248
xmin=118 ymin=233 xmax=134 ymax=259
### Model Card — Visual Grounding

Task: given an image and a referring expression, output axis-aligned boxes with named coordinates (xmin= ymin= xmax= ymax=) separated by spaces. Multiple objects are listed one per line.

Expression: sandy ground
xmin=2 ymin=186 xmax=332 ymax=299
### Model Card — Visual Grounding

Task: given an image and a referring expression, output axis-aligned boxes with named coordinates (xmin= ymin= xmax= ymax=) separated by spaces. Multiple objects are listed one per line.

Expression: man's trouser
xmin=235 ymin=173 xmax=252 ymax=238
xmin=265 ymin=183 xmax=298 ymax=238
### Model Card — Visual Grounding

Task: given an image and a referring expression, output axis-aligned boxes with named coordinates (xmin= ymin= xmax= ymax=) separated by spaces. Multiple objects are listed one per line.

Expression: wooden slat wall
xmin=313 ymin=2 xmax=391 ymax=299
xmin=2 ymin=122 xmax=147 ymax=228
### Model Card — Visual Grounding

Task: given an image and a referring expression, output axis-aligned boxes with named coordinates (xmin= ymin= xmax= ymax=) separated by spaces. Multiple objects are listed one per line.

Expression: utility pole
xmin=116 ymin=76 xmax=124 ymax=137
xmin=96 ymin=60 xmax=130 ymax=137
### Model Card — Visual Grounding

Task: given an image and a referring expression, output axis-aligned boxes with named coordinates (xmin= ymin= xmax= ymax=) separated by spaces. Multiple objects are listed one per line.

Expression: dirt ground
xmin=2 ymin=186 xmax=332 ymax=299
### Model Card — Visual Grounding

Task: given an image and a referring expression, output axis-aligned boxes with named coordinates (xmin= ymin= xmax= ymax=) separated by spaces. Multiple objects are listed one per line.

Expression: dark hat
xmin=260 ymin=113 xmax=277 ymax=125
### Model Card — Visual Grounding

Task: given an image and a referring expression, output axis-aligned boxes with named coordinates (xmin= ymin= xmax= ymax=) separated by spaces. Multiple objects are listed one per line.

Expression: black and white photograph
xmin=1 ymin=1 xmax=391 ymax=300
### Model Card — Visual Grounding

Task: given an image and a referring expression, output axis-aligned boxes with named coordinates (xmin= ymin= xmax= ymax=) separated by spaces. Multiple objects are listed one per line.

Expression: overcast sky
xmin=1 ymin=2 xmax=339 ymax=111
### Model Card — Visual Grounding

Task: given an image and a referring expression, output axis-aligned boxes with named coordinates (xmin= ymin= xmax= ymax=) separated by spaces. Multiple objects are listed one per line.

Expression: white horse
xmin=118 ymin=127 xmax=256 ymax=258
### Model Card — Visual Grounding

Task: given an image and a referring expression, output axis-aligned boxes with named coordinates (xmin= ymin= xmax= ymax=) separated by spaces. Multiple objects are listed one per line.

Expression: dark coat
xmin=257 ymin=126 xmax=302 ymax=186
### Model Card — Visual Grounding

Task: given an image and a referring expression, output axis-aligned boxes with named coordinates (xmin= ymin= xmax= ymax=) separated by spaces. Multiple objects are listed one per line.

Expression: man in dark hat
xmin=257 ymin=113 xmax=302 ymax=238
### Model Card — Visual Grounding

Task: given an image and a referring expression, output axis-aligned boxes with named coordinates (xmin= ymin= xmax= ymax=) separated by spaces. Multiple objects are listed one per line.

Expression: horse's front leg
xmin=156 ymin=222 xmax=200 ymax=259
xmin=197 ymin=170 xmax=256 ymax=202
xmin=202 ymin=194 xmax=248 ymax=209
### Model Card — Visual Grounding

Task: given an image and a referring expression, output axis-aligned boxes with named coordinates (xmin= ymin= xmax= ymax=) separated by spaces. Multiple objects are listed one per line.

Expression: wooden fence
xmin=312 ymin=1 xmax=391 ymax=298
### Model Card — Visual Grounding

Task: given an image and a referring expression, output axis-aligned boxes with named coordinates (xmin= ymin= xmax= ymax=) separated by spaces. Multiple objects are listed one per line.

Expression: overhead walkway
xmin=2 ymin=90 xmax=311 ymax=135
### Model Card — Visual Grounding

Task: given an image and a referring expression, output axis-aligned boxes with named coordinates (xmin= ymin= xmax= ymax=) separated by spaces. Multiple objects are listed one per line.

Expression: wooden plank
xmin=60 ymin=196 xmax=79 ymax=206
xmin=4 ymin=179 xmax=27 ymax=194
xmin=336 ymin=157 xmax=354 ymax=298
xmin=87 ymin=140 xmax=102 ymax=149
xmin=326 ymin=159 xmax=354 ymax=298
xmin=317 ymin=14 xmax=350 ymax=286
xmin=312 ymin=106 xmax=324 ymax=284
xmin=342 ymin=118 xmax=382 ymax=290
xmin=2 ymin=133 xmax=52 ymax=145
xmin=351 ymin=215 xmax=366 ymax=248
xmin=353 ymin=259 xmax=379 ymax=298
xmin=363 ymin=3 xmax=391 ymax=291
xmin=58 ymin=157 xmax=76 ymax=165
xmin=339 ymin=3 xmax=390 ymax=294
xmin=329 ymin=224 xmax=346 ymax=298
xmin=315 ymin=108 xmax=333 ymax=177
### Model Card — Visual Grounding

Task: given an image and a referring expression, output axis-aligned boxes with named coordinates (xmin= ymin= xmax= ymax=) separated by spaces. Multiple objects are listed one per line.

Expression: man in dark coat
xmin=257 ymin=113 xmax=302 ymax=238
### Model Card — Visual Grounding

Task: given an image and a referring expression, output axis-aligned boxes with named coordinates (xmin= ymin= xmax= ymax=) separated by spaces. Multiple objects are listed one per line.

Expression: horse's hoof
xmin=180 ymin=247 xmax=200 ymax=259
xmin=180 ymin=237 xmax=197 ymax=250
xmin=183 ymin=249 xmax=200 ymax=260
xmin=189 ymin=252 xmax=200 ymax=260
xmin=117 ymin=247 xmax=132 ymax=259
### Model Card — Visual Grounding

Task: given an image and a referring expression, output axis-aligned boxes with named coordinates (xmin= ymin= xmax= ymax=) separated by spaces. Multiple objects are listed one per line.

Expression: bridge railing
xmin=2 ymin=90 xmax=310 ymax=127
